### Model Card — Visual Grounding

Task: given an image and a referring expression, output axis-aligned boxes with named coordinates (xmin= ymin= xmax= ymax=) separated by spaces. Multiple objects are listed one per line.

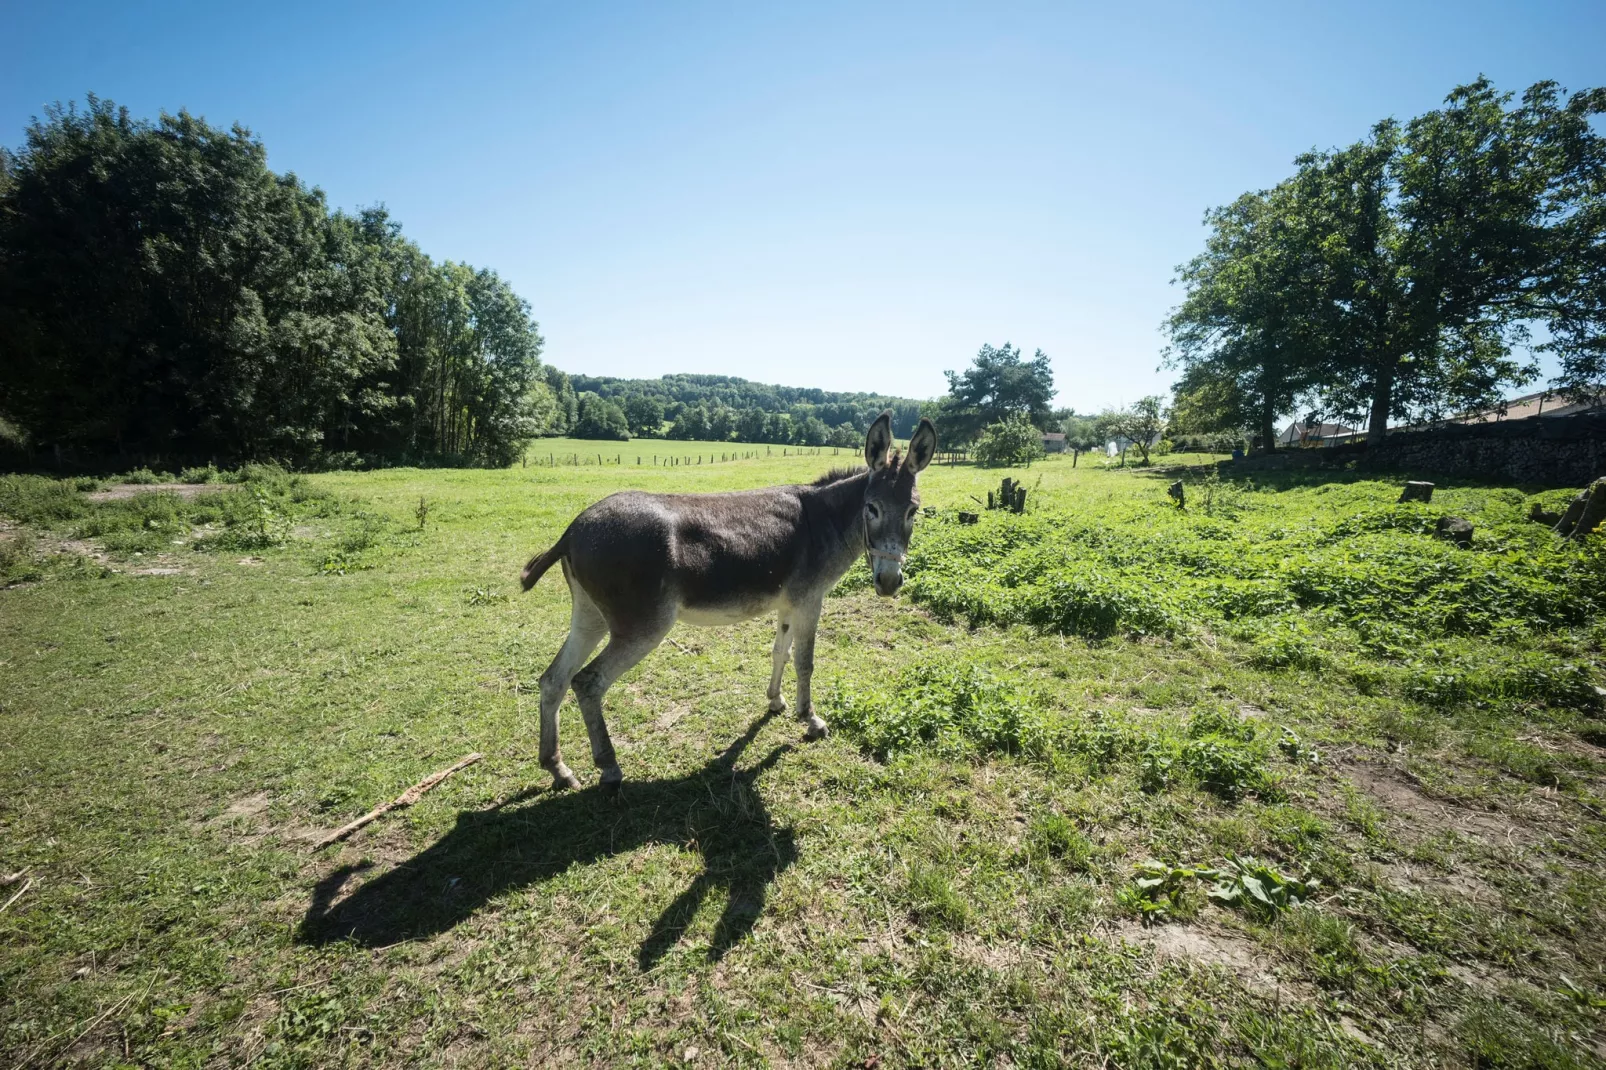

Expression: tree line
xmin=1165 ymin=78 xmax=1606 ymax=449
xmin=558 ymin=372 xmax=924 ymax=446
xmin=0 ymin=97 xmax=556 ymax=469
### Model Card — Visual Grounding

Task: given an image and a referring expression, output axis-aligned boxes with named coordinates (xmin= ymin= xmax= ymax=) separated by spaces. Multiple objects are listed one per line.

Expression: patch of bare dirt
xmin=950 ymin=934 xmax=1034 ymax=972
xmin=1108 ymin=920 xmax=1317 ymax=1001
xmin=656 ymin=701 xmax=694 ymax=730
xmin=204 ymin=791 xmax=326 ymax=847
xmin=219 ymin=793 xmax=273 ymax=822
xmin=1342 ymin=760 xmax=1536 ymax=848
xmin=1374 ymin=859 xmax=1501 ymax=905
xmin=85 ymin=482 xmax=229 ymax=502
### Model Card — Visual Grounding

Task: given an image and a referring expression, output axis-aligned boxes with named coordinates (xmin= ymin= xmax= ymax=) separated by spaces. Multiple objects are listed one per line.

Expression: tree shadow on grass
xmin=297 ymin=712 xmax=797 ymax=970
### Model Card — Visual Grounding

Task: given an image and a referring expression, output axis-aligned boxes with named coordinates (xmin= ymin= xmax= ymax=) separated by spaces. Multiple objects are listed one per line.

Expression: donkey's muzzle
xmin=873 ymin=571 xmax=904 ymax=597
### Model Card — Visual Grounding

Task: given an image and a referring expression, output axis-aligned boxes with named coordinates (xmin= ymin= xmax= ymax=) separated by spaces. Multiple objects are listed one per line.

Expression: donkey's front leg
xmin=791 ymin=601 xmax=829 ymax=740
xmin=766 ymin=612 xmax=794 ymax=713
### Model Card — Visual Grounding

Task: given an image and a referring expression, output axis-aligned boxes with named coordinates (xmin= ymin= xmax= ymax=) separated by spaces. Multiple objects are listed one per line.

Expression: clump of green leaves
xmin=120 ymin=466 xmax=174 ymax=485
xmin=1138 ymin=741 xmax=1178 ymax=793
xmin=1277 ymin=728 xmax=1322 ymax=767
xmin=1122 ymin=855 xmax=1318 ymax=925
xmin=831 ymin=662 xmax=1052 ymax=760
xmin=1206 ymin=855 xmax=1319 ymax=918
xmin=1120 ymin=860 xmax=1214 ymax=924
xmin=1246 ymin=620 xmax=1329 ymax=671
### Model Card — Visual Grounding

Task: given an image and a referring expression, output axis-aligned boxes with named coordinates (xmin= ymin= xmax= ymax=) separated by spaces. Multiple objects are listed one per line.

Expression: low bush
xmin=0 ymin=471 xmax=342 ymax=559
xmin=0 ymin=475 xmax=88 ymax=526
xmin=831 ymin=663 xmax=1053 ymax=760
xmin=894 ymin=477 xmax=1606 ymax=715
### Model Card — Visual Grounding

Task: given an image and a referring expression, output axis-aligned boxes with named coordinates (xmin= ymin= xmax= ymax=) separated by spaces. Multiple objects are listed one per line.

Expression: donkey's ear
xmin=864 ymin=411 xmax=893 ymax=470
xmin=906 ymin=418 xmax=937 ymax=473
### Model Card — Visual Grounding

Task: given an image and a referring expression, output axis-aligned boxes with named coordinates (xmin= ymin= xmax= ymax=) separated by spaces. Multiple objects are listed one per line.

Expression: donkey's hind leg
xmin=766 ymin=611 xmax=794 ymax=713
xmin=571 ymin=611 xmax=677 ymax=789
xmin=538 ymin=568 xmax=608 ymax=790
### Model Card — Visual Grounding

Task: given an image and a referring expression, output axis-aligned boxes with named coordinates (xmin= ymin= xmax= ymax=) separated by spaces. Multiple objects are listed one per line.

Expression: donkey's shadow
xmin=297 ymin=713 xmax=797 ymax=969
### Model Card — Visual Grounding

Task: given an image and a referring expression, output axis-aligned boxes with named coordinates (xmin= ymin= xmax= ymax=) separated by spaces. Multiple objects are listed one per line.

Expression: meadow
xmin=2 ymin=446 xmax=1605 ymax=1068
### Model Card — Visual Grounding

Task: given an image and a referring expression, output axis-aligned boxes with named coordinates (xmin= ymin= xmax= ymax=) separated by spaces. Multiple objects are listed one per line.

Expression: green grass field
xmin=3 ymin=451 xmax=1605 ymax=1068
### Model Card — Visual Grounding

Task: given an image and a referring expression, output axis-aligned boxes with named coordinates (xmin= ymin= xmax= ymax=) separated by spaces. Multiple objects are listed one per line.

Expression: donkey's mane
xmin=809 ymin=446 xmax=912 ymax=488
xmin=809 ymin=465 xmax=866 ymax=487
xmin=809 ymin=451 xmax=903 ymax=488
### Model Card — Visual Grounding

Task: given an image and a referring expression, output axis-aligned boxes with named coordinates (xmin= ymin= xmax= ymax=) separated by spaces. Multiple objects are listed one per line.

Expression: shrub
xmin=972 ymin=414 xmax=1046 ymax=468
xmin=178 ymin=465 xmax=221 ymax=483
xmin=121 ymin=467 xmax=173 ymax=484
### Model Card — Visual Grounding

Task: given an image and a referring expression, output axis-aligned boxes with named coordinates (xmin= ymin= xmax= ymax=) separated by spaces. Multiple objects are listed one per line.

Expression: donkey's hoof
xmin=767 ymin=695 xmax=788 ymax=714
xmin=803 ymin=716 xmax=829 ymax=741
xmin=548 ymin=763 xmax=582 ymax=791
xmin=599 ymin=765 xmax=624 ymax=793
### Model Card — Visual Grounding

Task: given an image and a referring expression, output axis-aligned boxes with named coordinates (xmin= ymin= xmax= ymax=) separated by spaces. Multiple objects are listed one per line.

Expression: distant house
xmin=1445 ymin=390 xmax=1593 ymax=424
xmin=1040 ymin=431 xmax=1067 ymax=453
xmin=1386 ymin=390 xmax=1598 ymax=434
xmin=1277 ymin=420 xmax=1361 ymax=447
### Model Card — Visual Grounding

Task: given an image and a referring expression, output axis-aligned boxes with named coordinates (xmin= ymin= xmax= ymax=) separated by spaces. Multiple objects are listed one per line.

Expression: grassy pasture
xmin=2 ymin=452 xmax=1605 ymax=1068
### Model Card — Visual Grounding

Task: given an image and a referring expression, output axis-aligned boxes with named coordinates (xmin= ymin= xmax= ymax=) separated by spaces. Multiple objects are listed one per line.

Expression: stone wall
xmin=1231 ymin=413 xmax=1606 ymax=486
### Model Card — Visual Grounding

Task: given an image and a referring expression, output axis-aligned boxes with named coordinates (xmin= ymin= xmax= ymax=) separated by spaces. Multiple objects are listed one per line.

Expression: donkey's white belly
xmin=678 ymin=593 xmax=785 ymax=626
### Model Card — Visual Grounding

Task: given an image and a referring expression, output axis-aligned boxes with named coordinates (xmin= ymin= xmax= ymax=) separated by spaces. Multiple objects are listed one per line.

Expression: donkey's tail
xmin=519 ymin=534 xmax=568 ymax=592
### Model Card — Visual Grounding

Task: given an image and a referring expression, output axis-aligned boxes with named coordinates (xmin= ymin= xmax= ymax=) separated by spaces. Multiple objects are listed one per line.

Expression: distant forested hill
xmin=566 ymin=373 xmax=925 ymax=444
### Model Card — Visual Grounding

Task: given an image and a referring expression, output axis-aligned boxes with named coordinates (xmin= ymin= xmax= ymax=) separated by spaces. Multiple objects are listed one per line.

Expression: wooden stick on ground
xmin=0 ymin=877 xmax=33 ymax=916
xmin=312 ymin=752 xmax=483 ymax=850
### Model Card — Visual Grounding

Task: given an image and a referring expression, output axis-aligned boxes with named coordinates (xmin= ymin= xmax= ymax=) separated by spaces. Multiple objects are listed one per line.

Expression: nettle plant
xmin=892 ymin=480 xmax=1606 ymax=715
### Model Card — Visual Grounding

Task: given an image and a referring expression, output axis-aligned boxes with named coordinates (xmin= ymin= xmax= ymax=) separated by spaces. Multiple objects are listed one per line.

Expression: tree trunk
xmin=1366 ymin=359 xmax=1393 ymax=443
xmin=1568 ymin=479 xmax=1606 ymax=541
xmin=1259 ymin=394 xmax=1276 ymax=454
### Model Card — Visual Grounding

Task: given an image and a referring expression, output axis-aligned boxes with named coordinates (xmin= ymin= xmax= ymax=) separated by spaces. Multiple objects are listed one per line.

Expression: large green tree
xmin=1166 ymin=78 xmax=1606 ymax=443
xmin=937 ymin=343 xmax=1056 ymax=444
xmin=1165 ymin=175 xmax=1332 ymax=450
xmin=0 ymin=97 xmax=547 ymax=467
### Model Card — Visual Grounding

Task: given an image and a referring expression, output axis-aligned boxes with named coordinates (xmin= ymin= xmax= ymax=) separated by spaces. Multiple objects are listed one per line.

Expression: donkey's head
xmin=862 ymin=413 xmax=938 ymax=597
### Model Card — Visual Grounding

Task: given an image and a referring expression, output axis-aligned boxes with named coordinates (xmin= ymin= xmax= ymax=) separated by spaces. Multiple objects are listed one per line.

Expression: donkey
xmin=519 ymin=412 xmax=937 ymax=790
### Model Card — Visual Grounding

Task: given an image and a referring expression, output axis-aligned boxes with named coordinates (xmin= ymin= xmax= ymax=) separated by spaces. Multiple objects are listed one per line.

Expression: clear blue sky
xmin=5 ymin=1 xmax=1603 ymax=410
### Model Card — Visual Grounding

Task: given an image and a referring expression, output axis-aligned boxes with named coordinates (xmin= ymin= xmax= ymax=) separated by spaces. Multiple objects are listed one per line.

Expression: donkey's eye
xmin=906 ymin=506 xmax=918 ymax=521
xmin=866 ymin=503 xmax=881 ymax=520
